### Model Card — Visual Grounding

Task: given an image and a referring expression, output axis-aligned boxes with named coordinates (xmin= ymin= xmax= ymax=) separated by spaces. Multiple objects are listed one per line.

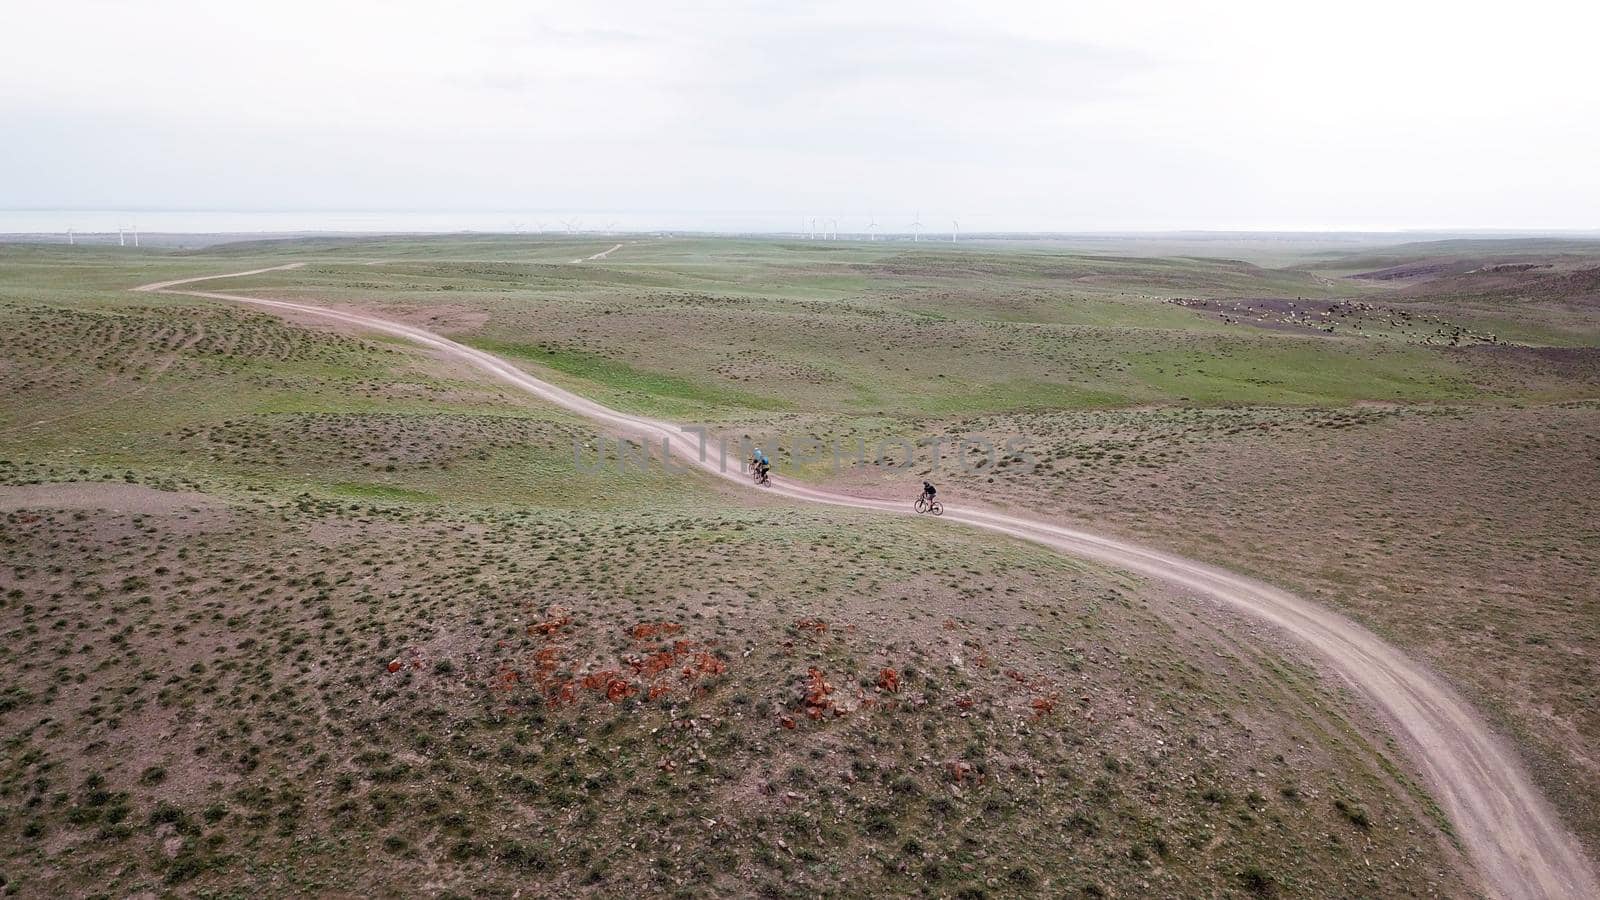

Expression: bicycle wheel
xmin=929 ymin=501 xmax=943 ymax=516
xmin=914 ymin=498 xmax=929 ymax=513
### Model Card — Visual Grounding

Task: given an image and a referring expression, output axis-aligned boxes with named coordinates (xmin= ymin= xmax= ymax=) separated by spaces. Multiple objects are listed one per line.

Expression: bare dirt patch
xmin=1451 ymin=345 xmax=1600 ymax=385
xmin=0 ymin=482 xmax=221 ymax=514
xmin=1170 ymin=297 xmax=1507 ymax=344
xmin=354 ymin=303 xmax=491 ymax=334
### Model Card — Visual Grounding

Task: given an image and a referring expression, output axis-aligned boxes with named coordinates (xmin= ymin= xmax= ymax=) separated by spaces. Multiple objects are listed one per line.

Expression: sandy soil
xmin=131 ymin=266 xmax=1600 ymax=900
xmin=0 ymin=482 xmax=221 ymax=514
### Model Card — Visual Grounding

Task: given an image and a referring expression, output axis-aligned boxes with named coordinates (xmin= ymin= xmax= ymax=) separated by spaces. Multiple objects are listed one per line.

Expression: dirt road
xmin=135 ymin=266 xmax=1598 ymax=900
xmin=570 ymin=242 xmax=623 ymax=264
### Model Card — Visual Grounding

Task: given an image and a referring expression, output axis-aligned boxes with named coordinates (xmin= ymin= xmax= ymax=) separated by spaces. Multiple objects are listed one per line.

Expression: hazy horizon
xmin=8 ymin=207 xmax=1600 ymax=239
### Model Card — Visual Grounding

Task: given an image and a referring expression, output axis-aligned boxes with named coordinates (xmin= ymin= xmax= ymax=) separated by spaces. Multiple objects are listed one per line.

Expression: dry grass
xmin=863 ymin=401 xmax=1600 ymax=851
xmin=0 ymin=483 xmax=1465 ymax=897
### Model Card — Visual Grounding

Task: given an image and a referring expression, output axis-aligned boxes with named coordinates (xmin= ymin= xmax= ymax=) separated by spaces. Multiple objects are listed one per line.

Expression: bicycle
xmin=753 ymin=466 xmax=771 ymax=486
xmin=914 ymin=495 xmax=942 ymax=515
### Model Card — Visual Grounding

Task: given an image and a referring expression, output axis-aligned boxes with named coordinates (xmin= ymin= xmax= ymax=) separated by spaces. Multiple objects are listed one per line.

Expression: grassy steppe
xmin=5 ymin=232 xmax=1597 ymax=895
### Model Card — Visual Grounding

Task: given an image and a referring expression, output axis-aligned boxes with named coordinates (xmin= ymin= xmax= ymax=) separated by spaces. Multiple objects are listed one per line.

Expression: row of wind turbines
xmin=508 ymin=220 xmax=620 ymax=235
xmin=60 ymin=218 xmax=958 ymax=244
xmin=803 ymin=213 xmax=960 ymax=242
xmin=63 ymin=224 xmax=140 ymax=247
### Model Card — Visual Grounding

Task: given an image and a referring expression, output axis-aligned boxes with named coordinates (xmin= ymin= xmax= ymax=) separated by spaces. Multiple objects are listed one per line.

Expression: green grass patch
xmin=467 ymin=338 xmax=787 ymax=415
xmin=1128 ymin=340 xmax=1480 ymax=405
xmin=327 ymin=481 xmax=439 ymax=502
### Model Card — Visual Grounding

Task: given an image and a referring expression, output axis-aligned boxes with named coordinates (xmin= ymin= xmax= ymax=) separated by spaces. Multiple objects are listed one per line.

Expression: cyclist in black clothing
xmin=921 ymin=481 xmax=937 ymax=503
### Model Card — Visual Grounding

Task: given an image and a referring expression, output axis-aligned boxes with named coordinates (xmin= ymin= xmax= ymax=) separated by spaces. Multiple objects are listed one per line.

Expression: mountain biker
xmin=921 ymin=481 xmax=937 ymax=503
xmin=751 ymin=447 xmax=771 ymax=482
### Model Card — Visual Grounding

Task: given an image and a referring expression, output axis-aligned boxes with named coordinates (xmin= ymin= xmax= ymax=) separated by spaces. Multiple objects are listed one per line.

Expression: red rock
xmin=635 ymin=650 xmax=677 ymax=677
xmin=878 ymin=668 xmax=900 ymax=693
xmin=529 ymin=616 xmax=570 ymax=636
xmin=631 ymin=622 xmax=681 ymax=640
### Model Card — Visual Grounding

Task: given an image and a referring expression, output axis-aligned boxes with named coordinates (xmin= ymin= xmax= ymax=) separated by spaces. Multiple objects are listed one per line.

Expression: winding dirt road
xmin=135 ymin=265 xmax=1598 ymax=899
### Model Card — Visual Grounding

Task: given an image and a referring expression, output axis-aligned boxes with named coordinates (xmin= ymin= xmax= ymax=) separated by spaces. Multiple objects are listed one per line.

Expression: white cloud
xmin=3 ymin=0 xmax=1597 ymax=229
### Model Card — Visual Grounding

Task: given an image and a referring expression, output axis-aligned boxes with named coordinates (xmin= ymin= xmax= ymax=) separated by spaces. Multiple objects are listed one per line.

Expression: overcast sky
xmin=5 ymin=0 xmax=1599 ymax=232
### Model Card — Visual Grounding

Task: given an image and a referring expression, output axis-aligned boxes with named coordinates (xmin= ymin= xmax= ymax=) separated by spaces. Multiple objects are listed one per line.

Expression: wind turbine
xmin=911 ymin=212 xmax=922 ymax=243
xmin=66 ymin=227 xmax=75 ymax=246
xmin=952 ymin=220 xmax=959 ymax=243
xmin=118 ymin=225 xmax=126 ymax=247
xmin=132 ymin=223 xmax=139 ymax=247
xmin=828 ymin=218 xmax=838 ymax=240
xmin=867 ymin=214 xmax=878 ymax=241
